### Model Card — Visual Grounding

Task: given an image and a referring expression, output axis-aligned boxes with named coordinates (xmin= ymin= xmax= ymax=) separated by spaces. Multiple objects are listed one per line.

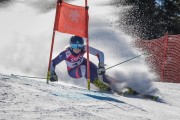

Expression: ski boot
xmin=93 ymin=79 xmax=111 ymax=91
xmin=144 ymin=95 xmax=159 ymax=101
xmin=123 ymin=87 xmax=139 ymax=96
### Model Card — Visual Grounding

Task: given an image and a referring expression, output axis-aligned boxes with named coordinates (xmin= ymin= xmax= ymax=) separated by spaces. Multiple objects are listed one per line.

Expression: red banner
xmin=54 ymin=1 xmax=88 ymax=38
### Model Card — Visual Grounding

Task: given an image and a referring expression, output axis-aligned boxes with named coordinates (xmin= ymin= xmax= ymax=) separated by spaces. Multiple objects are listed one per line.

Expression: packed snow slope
xmin=1 ymin=74 xmax=180 ymax=120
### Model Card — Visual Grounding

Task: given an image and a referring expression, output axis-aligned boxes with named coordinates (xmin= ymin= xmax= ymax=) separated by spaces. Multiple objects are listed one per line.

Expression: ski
xmin=115 ymin=89 xmax=159 ymax=101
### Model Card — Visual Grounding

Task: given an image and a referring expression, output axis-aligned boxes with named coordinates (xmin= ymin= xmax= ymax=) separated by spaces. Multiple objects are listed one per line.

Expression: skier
xmin=50 ymin=35 xmax=116 ymax=91
xmin=49 ymin=35 xmax=159 ymax=101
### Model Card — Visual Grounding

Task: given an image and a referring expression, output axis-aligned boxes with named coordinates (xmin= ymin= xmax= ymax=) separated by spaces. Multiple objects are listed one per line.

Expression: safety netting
xmin=135 ymin=34 xmax=180 ymax=83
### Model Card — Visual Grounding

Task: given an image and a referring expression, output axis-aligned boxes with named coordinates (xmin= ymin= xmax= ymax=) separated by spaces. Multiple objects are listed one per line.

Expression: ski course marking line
xmin=49 ymin=89 xmax=121 ymax=102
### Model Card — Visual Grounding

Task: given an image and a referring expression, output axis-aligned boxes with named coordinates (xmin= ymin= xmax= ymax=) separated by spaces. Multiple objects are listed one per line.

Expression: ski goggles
xmin=70 ymin=44 xmax=84 ymax=49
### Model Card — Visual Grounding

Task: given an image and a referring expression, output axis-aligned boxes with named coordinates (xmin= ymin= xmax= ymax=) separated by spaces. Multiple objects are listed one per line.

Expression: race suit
xmin=50 ymin=45 xmax=108 ymax=83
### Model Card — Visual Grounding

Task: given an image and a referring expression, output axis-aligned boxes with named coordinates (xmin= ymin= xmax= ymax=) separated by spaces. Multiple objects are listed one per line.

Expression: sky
xmin=156 ymin=0 xmax=163 ymax=6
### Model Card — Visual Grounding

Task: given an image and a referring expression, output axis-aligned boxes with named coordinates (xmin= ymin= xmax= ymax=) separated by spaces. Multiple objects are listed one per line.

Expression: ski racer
xmin=49 ymin=35 xmax=159 ymax=101
xmin=50 ymin=35 xmax=115 ymax=91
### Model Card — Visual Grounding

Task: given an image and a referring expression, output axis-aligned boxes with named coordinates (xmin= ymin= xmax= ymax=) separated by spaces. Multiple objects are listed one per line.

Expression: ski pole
xmin=106 ymin=53 xmax=147 ymax=71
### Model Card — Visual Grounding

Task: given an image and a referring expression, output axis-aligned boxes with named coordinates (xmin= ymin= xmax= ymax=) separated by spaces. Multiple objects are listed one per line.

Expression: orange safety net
xmin=135 ymin=34 xmax=180 ymax=83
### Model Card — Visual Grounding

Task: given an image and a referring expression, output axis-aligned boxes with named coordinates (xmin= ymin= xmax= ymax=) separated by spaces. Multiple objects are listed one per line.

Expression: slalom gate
xmin=135 ymin=33 xmax=180 ymax=83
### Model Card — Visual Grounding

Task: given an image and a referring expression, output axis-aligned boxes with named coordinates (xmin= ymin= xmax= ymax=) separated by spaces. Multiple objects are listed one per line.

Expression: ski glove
xmin=97 ymin=63 xmax=106 ymax=75
xmin=50 ymin=71 xmax=58 ymax=82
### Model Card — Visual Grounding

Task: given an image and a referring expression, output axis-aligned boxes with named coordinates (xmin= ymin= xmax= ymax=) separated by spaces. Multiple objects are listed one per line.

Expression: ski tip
xmin=151 ymin=96 xmax=168 ymax=104
xmin=155 ymin=97 xmax=167 ymax=103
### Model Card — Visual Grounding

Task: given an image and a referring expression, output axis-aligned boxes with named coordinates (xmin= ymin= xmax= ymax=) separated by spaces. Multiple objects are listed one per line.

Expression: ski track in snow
xmin=0 ymin=74 xmax=180 ymax=120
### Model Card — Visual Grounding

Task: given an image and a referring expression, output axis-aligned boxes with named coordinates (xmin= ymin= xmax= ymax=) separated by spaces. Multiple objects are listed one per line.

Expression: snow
xmin=0 ymin=0 xmax=180 ymax=120
xmin=1 ymin=74 xmax=180 ymax=120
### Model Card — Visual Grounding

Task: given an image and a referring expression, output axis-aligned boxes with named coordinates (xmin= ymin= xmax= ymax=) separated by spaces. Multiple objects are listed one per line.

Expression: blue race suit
xmin=50 ymin=45 xmax=106 ymax=83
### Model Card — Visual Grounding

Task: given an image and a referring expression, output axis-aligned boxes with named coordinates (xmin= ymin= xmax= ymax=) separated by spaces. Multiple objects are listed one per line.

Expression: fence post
xmin=161 ymin=32 xmax=168 ymax=82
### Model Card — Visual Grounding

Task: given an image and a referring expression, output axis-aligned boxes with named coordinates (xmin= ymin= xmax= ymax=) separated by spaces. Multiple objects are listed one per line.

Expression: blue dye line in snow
xmin=51 ymin=90 xmax=123 ymax=103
